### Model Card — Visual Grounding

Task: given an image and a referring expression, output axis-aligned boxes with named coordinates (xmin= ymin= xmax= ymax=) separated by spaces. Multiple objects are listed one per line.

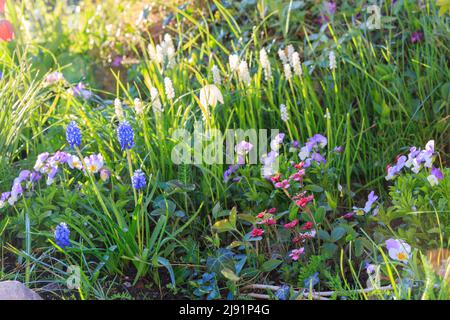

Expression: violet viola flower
xmin=72 ymin=82 xmax=92 ymax=100
xmin=0 ymin=192 xmax=11 ymax=208
xmin=14 ymin=170 xmax=31 ymax=184
xmin=324 ymin=1 xmax=336 ymax=15
xmin=363 ymin=191 xmax=378 ymax=214
xmin=111 ymin=56 xmax=123 ymax=67
xmin=270 ymin=133 xmax=285 ymax=151
xmin=427 ymin=167 xmax=444 ymax=186
xmin=411 ymin=31 xmax=423 ymax=43
xmin=235 ymin=141 xmax=253 ymax=156
xmin=8 ymin=183 xmax=23 ymax=206
xmin=386 ymin=239 xmax=411 ymax=262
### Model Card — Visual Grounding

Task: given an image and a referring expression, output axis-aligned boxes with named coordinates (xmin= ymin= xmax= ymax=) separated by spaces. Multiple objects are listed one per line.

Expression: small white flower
xmin=238 ymin=60 xmax=251 ymax=85
xmin=211 ymin=65 xmax=221 ymax=85
xmin=229 ymin=54 xmax=240 ymax=73
xmin=199 ymin=84 xmax=224 ymax=108
xmin=287 ymin=44 xmax=295 ymax=66
xmin=134 ymin=98 xmax=143 ymax=115
xmin=278 ymin=48 xmax=288 ymax=65
xmin=164 ymin=77 xmax=175 ymax=100
xmin=150 ymin=87 xmax=163 ymax=113
xmin=291 ymin=52 xmax=302 ymax=77
xmin=114 ymin=98 xmax=124 ymax=121
xmin=280 ymin=104 xmax=289 ymax=122
xmin=324 ymin=110 xmax=331 ymax=119
xmin=329 ymin=51 xmax=337 ymax=70
xmin=283 ymin=63 xmax=292 ymax=80
xmin=259 ymin=48 xmax=272 ymax=81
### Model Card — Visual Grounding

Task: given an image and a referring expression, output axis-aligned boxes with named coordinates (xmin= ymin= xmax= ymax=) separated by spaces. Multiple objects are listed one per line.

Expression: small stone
xmin=0 ymin=281 xmax=42 ymax=300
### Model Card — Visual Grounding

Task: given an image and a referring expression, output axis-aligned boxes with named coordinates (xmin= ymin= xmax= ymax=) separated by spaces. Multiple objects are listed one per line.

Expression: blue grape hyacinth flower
xmin=132 ymin=169 xmax=146 ymax=190
xmin=54 ymin=222 xmax=70 ymax=248
xmin=66 ymin=121 xmax=82 ymax=149
xmin=117 ymin=121 xmax=134 ymax=150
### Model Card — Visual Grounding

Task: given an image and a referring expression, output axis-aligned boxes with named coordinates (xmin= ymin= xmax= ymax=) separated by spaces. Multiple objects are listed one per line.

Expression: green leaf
xmin=157 ymin=257 xmax=176 ymax=286
xmin=317 ymin=230 xmax=331 ymax=241
xmin=331 ymin=227 xmax=346 ymax=242
xmin=261 ymin=259 xmax=282 ymax=272
xmin=304 ymin=185 xmax=323 ymax=193
xmin=221 ymin=268 xmax=240 ymax=282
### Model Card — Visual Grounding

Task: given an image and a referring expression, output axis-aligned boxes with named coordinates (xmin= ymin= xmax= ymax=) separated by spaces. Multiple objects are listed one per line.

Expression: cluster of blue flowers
xmin=117 ymin=121 xmax=135 ymax=150
xmin=54 ymin=222 xmax=70 ymax=248
xmin=66 ymin=121 xmax=82 ymax=149
xmin=132 ymin=169 xmax=146 ymax=190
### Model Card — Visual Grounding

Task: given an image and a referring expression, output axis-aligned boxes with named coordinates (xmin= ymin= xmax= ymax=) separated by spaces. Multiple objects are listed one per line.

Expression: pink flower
xmin=295 ymin=194 xmax=314 ymax=208
xmin=275 ymin=179 xmax=290 ymax=189
xmin=264 ymin=218 xmax=276 ymax=226
xmin=256 ymin=212 xmax=266 ymax=219
xmin=250 ymin=228 xmax=264 ymax=237
xmin=289 ymin=248 xmax=305 ymax=261
xmin=284 ymin=219 xmax=299 ymax=229
xmin=301 ymin=221 xmax=314 ymax=230
xmin=289 ymin=169 xmax=305 ymax=182
xmin=267 ymin=207 xmax=277 ymax=214
xmin=270 ymin=174 xmax=281 ymax=183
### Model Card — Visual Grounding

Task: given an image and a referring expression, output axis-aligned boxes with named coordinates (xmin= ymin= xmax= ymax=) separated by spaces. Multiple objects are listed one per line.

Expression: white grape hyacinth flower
xmin=114 ymin=98 xmax=124 ymax=121
xmin=229 ymin=54 xmax=240 ymax=73
xmin=329 ymin=51 xmax=337 ymax=70
xmin=150 ymin=87 xmax=163 ymax=113
xmin=238 ymin=60 xmax=251 ymax=85
xmin=211 ymin=65 xmax=221 ymax=85
xmin=259 ymin=48 xmax=272 ymax=81
xmin=280 ymin=104 xmax=289 ymax=122
xmin=164 ymin=77 xmax=175 ymax=100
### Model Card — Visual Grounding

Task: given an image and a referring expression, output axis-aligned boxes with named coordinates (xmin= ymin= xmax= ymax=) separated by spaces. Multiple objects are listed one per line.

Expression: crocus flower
xmin=132 ymin=169 xmax=146 ymax=190
xmin=427 ymin=167 xmax=444 ymax=186
xmin=386 ymin=239 xmax=411 ymax=262
xmin=54 ymin=222 xmax=70 ymax=249
xmin=117 ymin=121 xmax=135 ymax=150
xmin=199 ymin=84 xmax=223 ymax=108
xmin=289 ymin=248 xmax=305 ymax=261
xmin=284 ymin=219 xmax=299 ymax=229
xmin=250 ymin=228 xmax=264 ymax=237
xmin=66 ymin=121 xmax=82 ymax=149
